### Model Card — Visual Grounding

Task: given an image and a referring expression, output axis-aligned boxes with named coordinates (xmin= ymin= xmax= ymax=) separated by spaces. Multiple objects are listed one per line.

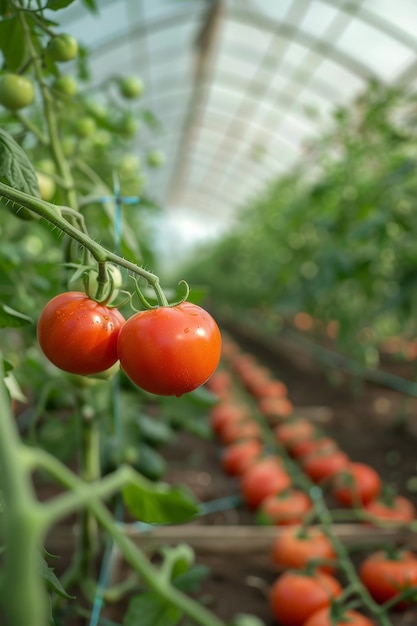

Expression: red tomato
xmin=241 ymin=457 xmax=291 ymax=509
xmin=290 ymin=436 xmax=336 ymax=460
xmin=219 ymin=418 xmax=262 ymax=446
xmin=37 ymin=291 xmax=125 ymax=375
xmin=258 ymin=488 xmax=312 ymax=525
xmin=359 ymin=550 xmax=417 ymax=609
xmin=117 ymin=302 xmax=221 ymax=396
xmin=205 ymin=369 xmax=232 ymax=397
xmin=271 ymin=526 xmax=336 ymax=573
xmin=303 ymin=607 xmax=375 ymax=626
xmin=275 ymin=419 xmax=317 ymax=450
xmin=221 ymin=439 xmax=263 ymax=476
xmin=302 ymin=448 xmax=350 ymax=483
xmin=332 ymin=462 xmax=381 ymax=507
xmin=269 ymin=570 xmax=342 ymax=626
xmin=364 ymin=495 xmax=416 ymax=525
xmin=210 ymin=401 xmax=248 ymax=436
xmin=258 ymin=395 xmax=294 ymax=420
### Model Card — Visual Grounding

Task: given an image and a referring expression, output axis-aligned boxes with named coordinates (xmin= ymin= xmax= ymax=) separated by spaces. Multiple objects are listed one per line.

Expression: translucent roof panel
xmin=54 ymin=0 xmax=417 ymax=239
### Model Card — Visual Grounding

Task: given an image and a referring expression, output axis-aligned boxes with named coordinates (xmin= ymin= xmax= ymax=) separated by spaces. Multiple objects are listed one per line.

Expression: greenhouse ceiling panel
xmin=36 ymin=0 xmax=417 ymax=236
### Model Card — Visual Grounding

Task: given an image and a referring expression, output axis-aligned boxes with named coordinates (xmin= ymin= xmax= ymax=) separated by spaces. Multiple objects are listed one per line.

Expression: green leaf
xmin=39 ymin=556 xmax=74 ymax=600
xmin=81 ymin=0 xmax=98 ymax=13
xmin=124 ymin=591 xmax=182 ymax=626
xmin=0 ymin=15 xmax=28 ymax=71
xmin=173 ymin=564 xmax=209 ymax=593
xmin=46 ymin=0 xmax=77 ymax=9
xmin=0 ymin=129 xmax=40 ymax=197
xmin=122 ymin=478 xmax=199 ymax=524
xmin=0 ymin=303 xmax=32 ymax=327
xmin=4 ymin=372 xmax=26 ymax=403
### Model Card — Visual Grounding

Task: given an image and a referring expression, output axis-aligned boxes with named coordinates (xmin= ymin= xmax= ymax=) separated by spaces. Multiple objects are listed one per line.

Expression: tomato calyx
xmin=131 ymin=275 xmax=190 ymax=310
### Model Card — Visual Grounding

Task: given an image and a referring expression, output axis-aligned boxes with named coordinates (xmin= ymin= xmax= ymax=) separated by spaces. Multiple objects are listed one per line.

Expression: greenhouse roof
xmin=59 ymin=0 xmax=417 ymax=242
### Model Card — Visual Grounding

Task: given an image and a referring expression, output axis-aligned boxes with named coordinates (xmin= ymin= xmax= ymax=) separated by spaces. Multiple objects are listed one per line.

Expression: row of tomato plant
xmin=183 ymin=81 xmax=417 ymax=369
xmin=206 ymin=333 xmax=417 ymax=626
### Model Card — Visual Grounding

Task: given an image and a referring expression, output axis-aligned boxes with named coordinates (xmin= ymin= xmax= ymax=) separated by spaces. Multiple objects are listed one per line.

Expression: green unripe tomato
xmin=119 ymin=76 xmax=144 ymax=99
xmin=61 ymin=136 xmax=76 ymax=157
xmin=47 ymin=34 xmax=78 ymax=62
xmin=119 ymin=153 xmax=141 ymax=176
xmin=53 ymin=75 xmax=78 ymax=97
xmin=147 ymin=150 xmax=165 ymax=167
xmin=0 ymin=73 xmax=35 ymax=110
xmin=36 ymin=171 xmax=56 ymax=201
xmin=75 ymin=116 xmax=96 ymax=138
xmin=92 ymin=130 xmax=111 ymax=149
xmin=36 ymin=158 xmax=56 ymax=175
xmin=85 ymin=99 xmax=108 ymax=122
xmin=118 ymin=114 xmax=139 ymax=138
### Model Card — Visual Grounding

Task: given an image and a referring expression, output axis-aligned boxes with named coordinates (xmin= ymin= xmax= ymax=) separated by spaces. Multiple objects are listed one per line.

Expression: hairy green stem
xmin=18 ymin=8 xmax=78 ymax=210
xmin=25 ymin=449 xmax=226 ymax=626
xmin=0 ymin=358 xmax=49 ymax=626
xmin=0 ymin=181 xmax=168 ymax=304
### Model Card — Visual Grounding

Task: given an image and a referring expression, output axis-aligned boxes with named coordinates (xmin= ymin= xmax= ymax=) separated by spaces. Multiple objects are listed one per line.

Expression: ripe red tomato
xmin=258 ymin=488 xmax=312 ymax=525
xmin=332 ymin=462 xmax=381 ymax=507
xmin=210 ymin=401 xmax=248 ymax=436
xmin=364 ymin=495 xmax=416 ymax=525
xmin=219 ymin=418 xmax=262 ymax=445
xmin=269 ymin=570 xmax=342 ymax=626
xmin=359 ymin=550 xmax=417 ymax=609
xmin=37 ymin=292 xmax=125 ymax=375
xmin=301 ymin=447 xmax=350 ymax=483
xmin=117 ymin=302 xmax=221 ymax=396
xmin=303 ymin=607 xmax=374 ymax=626
xmin=221 ymin=439 xmax=263 ymax=476
xmin=274 ymin=419 xmax=317 ymax=450
xmin=258 ymin=395 xmax=294 ymax=420
xmin=241 ymin=457 xmax=291 ymax=509
xmin=271 ymin=526 xmax=336 ymax=573
xmin=290 ymin=436 xmax=336 ymax=460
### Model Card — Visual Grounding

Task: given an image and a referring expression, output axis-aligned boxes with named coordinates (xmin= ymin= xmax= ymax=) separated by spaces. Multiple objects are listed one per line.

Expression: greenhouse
xmin=1 ymin=1 xmax=417 ymax=625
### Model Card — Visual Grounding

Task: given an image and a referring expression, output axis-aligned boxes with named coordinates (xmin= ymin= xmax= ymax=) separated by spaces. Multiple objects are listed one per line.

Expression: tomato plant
xmin=240 ymin=456 xmax=291 ymax=509
xmin=274 ymin=418 xmax=317 ymax=451
xmin=269 ymin=570 xmax=342 ymax=626
xmin=218 ymin=418 xmax=262 ymax=445
xmin=117 ymin=302 xmax=222 ymax=396
xmin=332 ymin=462 xmax=381 ymax=507
xmin=37 ymin=291 xmax=125 ymax=375
xmin=0 ymin=73 xmax=34 ymax=110
xmin=271 ymin=526 xmax=336 ymax=573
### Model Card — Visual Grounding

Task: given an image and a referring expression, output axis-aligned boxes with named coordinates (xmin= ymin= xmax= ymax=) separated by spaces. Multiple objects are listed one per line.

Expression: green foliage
xmin=185 ymin=82 xmax=417 ymax=364
xmin=122 ymin=480 xmax=199 ymax=524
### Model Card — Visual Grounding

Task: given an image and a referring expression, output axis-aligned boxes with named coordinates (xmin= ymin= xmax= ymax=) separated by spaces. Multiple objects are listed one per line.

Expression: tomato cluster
xmin=37 ymin=291 xmax=221 ymax=396
xmin=207 ymin=333 xmax=417 ymax=626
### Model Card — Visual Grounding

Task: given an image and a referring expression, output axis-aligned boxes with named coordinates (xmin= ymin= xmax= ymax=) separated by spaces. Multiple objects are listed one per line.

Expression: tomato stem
xmin=0 ymin=181 xmax=170 ymax=305
xmin=0 ymin=355 xmax=49 ymax=626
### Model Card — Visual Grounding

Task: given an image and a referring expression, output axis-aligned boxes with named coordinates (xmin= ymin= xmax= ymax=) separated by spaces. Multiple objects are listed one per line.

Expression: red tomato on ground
xmin=218 ymin=418 xmax=262 ymax=445
xmin=359 ymin=550 xmax=417 ymax=609
xmin=210 ymin=401 xmax=248 ymax=436
xmin=117 ymin=302 xmax=221 ymax=396
xmin=303 ymin=607 xmax=375 ymax=626
xmin=364 ymin=495 xmax=416 ymax=525
xmin=37 ymin=291 xmax=125 ymax=375
xmin=240 ymin=457 xmax=291 ymax=509
xmin=332 ymin=462 xmax=381 ymax=507
xmin=271 ymin=526 xmax=336 ymax=573
xmin=221 ymin=439 xmax=263 ymax=476
xmin=258 ymin=488 xmax=312 ymax=525
xmin=274 ymin=419 xmax=317 ymax=450
xmin=269 ymin=570 xmax=342 ymax=626
xmin=301 ymin=447 xmax=350 ymax=483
